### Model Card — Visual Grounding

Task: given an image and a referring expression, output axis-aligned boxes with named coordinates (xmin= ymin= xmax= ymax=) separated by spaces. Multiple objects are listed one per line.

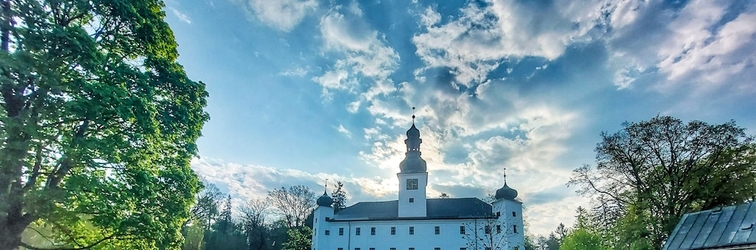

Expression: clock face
xmin=406 ymin=179 xmax=419 ymax=190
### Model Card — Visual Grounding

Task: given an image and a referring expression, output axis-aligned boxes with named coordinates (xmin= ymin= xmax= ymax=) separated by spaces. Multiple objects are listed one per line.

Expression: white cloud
xmin=606 ymin=0 xmax=756 ymax=95
xmin=412 ymin=0 xmax=607 ymax=86
xmin=235 ymin=0 xmax=318 ymax=31
xmin=347 ymin=101 xmax=360 ymax=113
xmin=170 ymin=7 xmax=192 ymax=24
xmin=337 ymin=124 xmax=352 ymax=138
xmin=279 ymin=66 xmax=309 ymax=77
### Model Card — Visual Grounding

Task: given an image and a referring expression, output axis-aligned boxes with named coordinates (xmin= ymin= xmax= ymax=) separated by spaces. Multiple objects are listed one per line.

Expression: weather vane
xmin=412 ymin=107 xmax=416 ymax=124
xmin=503 ymin=167 xmax=507 ymax=182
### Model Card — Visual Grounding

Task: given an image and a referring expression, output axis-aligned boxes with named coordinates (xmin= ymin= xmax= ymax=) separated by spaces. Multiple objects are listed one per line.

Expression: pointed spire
xmin=323 ymin=178 xmax=329 ymax=195
xmin=412 ymin=107 xmax=416 ymax=125
xmin=503 ymin=167 xmax=507 ymax=184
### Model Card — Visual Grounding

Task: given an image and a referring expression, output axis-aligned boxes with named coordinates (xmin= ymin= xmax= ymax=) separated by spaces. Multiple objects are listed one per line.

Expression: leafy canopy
xmin=0 ymin=0 xmax=208 ymax=249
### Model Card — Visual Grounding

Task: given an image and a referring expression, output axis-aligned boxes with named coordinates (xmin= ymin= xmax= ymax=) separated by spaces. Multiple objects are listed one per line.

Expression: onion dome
xmin=317 ymin=191 xmax=333 ymax=207
xmin=406 ymin=124 xmax=420 ymax=138
xmin=495 ymin=183 xmax=518 ymax=201
xmin=399 ymin=153 xmax=428 ymax=173
xmin=399 ymin=122 xmax=427 ymax=173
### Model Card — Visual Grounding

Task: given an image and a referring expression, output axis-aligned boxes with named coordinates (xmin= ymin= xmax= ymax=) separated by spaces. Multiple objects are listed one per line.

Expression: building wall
xmin=492 ymin=199 xmax=525 ymax=250
xmin=313 ymin=212 xmax=526 ymax=250
xmin=397 ymin=172 xmax=428 ymax=218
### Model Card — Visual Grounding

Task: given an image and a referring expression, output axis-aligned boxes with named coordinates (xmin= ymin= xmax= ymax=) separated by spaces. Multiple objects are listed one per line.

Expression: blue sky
xmin=163 ymin=0 xmax=756 ymax=236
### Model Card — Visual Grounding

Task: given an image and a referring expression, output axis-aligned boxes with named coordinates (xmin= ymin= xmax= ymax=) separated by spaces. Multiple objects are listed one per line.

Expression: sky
xmin=162 ymin=0 xmax=756 ymax=237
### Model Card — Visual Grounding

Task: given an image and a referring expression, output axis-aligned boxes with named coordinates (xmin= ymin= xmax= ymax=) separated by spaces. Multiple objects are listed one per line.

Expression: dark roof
xmin=330 ymin=198 xmax=494 ymax=221
xmin=663 ymin=202 xmax=756 ymax=250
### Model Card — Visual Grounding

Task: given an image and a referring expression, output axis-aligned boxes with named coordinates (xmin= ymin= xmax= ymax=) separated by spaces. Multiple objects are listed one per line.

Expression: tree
xmin=331 ymin=181 xmax=347 ymax=213
xmin=0 ymin=0 xmax=208 ymax=249
xmin=204 ymin=195 xmax=247 ymax=250
xmin=282 ymin=227 xmax=312 ymax=250
xmin=241 ymin=198 xmax=271 ymax=250
xmin=560 ymin=229 xmax=606 ymax=250
xmin=268 ymin=186 xmax=316 ymax=229
xmin=462 ymin=218 xmax=513 ymax=250
xmin=569 ymin=116 xmax=756 ymax=247
xmin=187 ymin=182 xmax=224 ymax=230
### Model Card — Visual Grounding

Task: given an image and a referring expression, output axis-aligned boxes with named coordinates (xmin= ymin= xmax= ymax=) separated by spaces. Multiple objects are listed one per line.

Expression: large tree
xmin=0 ymin=0 xmax=208 ymax=249
xmin=569 ymin=116 xmax=756 ymax=247
xmin=268 ymin=186 xmax=315 ymax=229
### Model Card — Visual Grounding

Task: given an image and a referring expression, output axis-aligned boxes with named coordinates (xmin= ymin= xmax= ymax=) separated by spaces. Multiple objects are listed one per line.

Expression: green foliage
xmin=560 ymin=229 xmax=607 ymax=250
xmin=569 ymin=116 xmax=756 ymax=248
xmin=331 ymin=181 xmax=347 ymax=213
xmin=0 ymin=0 xmax=208 ymax=249
xmin=282 ymin=227 xmax=312 ymax=250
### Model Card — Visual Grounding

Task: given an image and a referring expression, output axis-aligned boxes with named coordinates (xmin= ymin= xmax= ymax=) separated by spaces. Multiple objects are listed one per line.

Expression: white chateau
xmin=312 ymin=122 xmax=525 ymax=250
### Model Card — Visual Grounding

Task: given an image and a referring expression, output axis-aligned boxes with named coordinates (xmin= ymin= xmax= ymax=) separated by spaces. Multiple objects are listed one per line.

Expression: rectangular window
xmin=513 ymin=225 xmax=518 ymax=234
xmin=435 ymin=248 xmax=441 ymax=250
xmin=485 ymin=225 xmax=491 ymax=234
xmin=371 ymin=227 xmax=376 ymax=235
xmin=409 ymin=248 xmax=415 ymax=250
xmin=355 ymin=248 xmax=360 ymax=250
xmin=459 ymin=226 xmax=465 ymax=234
xmin=370 ymin=248 xmax=375 ymax=250
xmin=434 ymin=226 xmax=440 ymax=234
xmin=391 ymin=227 xmax=396 ymax=235
xmin=409 ymin=226 xmax=414 ymax=235
xmin=497 ymin=225 xmax=501 ymax=234
xmin=512 ymin=211 xmax=517 ymax=217
xmin=390 ymin=248 xmax=396 ymax=250
xmin=338 ymin=248 xmax=343 ymax=250
xmin=339 ymin=228 xmax=344 ymax=236
xmin=325 ymin=230 xmax=330 ymax=235
xmin=406 ymin=179 xmax=418 ymax=190
xmin=460 ymin=248 xmax=466 ymax=250
xmin=496 ymin=212 xmax=500 ymax=217
xmin=409 ymin=198 xmax=414 ymax=203
xmin=356 ymin=228 xmax=361 ymax=235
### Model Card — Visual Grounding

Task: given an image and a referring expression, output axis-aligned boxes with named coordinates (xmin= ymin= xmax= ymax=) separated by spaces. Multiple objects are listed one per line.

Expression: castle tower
xmin=492 ymin=169 xmax=525 ymax=249
xmin=312 ymin=186 xmax=334 ymax=250
xmin=397 ymin=118 xmax=428 ymax=218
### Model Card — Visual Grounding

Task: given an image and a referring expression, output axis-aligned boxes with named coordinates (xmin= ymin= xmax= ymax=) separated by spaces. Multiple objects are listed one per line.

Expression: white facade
xmin=312 ymin=123 xmax=525 ymax=250
xmin=397 ymin=172 xmax=428 ymax=218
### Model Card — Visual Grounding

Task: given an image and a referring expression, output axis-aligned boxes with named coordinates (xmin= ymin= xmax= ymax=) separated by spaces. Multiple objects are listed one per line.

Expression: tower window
xmin=356 ymin=227 xmax=361 ymax=235
xmin=409 ymin=198 xmax=414 ymax=203
xmin=406 ymin=179 xmax=418 ymax=190
xmin=409 ymin=226 xmax=414 ymax=235
xmin=512 ymin=211 xmax=517 ymax=217
xmin=459 ymin=226 xmax=465 ymax=234
xmin=497 ymin=225 xmax=501 ymax=234
xmin=339 ymin=228 xmax=344 ymax=235
xmin=391 ymin=227 xmax=396 ymax=235
xmin=371 ymin=227 xmax=376 ymax=235
xmin=434 ymin=226 xmax=440 ymax=234
xmin=513 ymin=225 xmax=518 ymax=234
xmin=325 ymin=230 xmax=330 ymax=235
